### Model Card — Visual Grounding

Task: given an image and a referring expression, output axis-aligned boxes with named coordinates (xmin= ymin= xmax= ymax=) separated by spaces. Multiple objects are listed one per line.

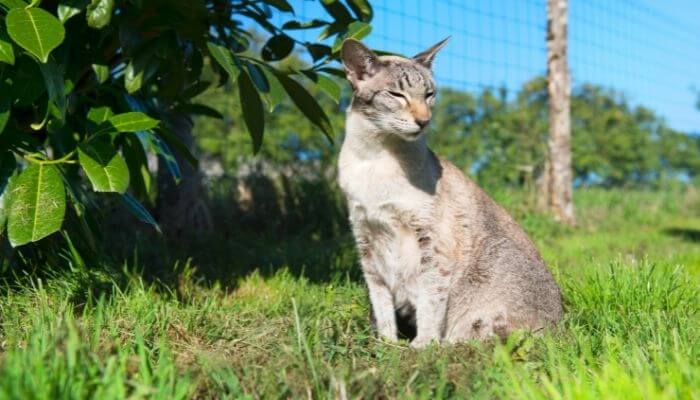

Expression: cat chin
xmin=393 ymin=130 xmax=425 ymax=141
xmin=380 ymin=123 xmax=424 ymax=141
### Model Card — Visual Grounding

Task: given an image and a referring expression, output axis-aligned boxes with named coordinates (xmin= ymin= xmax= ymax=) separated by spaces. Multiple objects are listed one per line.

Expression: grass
xmin=0 ymin=188 xmax=699 ymax=399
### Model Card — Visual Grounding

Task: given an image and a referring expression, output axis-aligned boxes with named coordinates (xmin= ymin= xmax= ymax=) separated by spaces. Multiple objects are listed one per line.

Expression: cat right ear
xmin=341 ymin=39 xmax=380 ymax=87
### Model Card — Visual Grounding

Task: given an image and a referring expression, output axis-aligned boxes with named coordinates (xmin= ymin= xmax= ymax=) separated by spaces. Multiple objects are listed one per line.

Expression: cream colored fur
xmin=338 ymin=39 xmax=562 ymax=348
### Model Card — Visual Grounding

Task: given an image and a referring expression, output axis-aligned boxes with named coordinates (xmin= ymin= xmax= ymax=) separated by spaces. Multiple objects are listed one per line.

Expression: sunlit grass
xmin=0 ymin=189 xmax=698 ymax=398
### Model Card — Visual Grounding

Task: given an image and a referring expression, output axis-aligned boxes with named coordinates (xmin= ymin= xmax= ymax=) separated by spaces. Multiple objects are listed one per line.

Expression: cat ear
xmin=341 ymin=39 xmax=380 ymax=86
xmin=413 ymin=37 xmax=450 ymax=69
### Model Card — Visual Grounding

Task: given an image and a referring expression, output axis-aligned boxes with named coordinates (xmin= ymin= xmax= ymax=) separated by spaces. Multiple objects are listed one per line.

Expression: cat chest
xmin=349 ymin=194 xmax=431 ymax=293
xmin=354 ymin=207 xmax=423 ymax=289
xmin=341 ymin=160 xmax=431 ymax=214
xmin=340 ymin=153 xmax=435 ymax=294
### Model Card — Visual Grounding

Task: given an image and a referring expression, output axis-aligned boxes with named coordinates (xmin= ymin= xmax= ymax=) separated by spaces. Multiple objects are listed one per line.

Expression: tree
xmin=426 ymin=79 xmax=699 ymax=189
xmin=542 ymin=0 xmax=575 ymax=225
xmin=429 ymin=82 xmax=548 ymax=190
xmin=0 ymin=0 xmax=374 ymax=252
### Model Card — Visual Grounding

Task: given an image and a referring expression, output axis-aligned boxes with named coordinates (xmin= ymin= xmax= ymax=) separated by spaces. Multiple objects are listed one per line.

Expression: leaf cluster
xmin=0 ymin=0 xmax=373 ymax=248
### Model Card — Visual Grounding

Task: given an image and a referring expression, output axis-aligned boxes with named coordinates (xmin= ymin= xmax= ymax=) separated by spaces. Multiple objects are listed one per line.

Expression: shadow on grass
xmin=663 ymin=227 xmax=700 ymax=243
xmin=0 ymin=173 xmax=360 ymax=301
xmin=100 ymin=174 xmax=362 ymax=290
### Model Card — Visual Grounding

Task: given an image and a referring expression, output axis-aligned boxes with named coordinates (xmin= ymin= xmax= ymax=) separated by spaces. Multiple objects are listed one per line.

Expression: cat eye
xmin=387 ymin=91 xmax=407 ymax=99
xmin=426 ymin=91 xmax=435 ymax=98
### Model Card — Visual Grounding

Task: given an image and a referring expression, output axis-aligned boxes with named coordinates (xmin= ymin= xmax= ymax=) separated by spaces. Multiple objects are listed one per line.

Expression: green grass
xmin=0 ymin=188 xmax=699 ymax=399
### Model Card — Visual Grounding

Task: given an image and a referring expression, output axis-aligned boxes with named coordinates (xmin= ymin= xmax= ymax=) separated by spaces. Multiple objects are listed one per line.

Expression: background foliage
xmin=0 ymin=0 xmax=373 ymax=255
xmin=195 ymin=75 xmax=700 ymax=188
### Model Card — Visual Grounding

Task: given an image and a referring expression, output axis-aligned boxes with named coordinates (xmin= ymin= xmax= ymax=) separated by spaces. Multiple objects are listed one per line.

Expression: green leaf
xmin=124 ymin=60 xmax=143 ymax=94
xmin=332 ymin=21 xmax=372 ymax=53
xmin=320 ymin=0 xmax=353 ymax=24
xmin=155 ymin=140 xmax=181 ymax=182
xmin=121 ymin=192 xmax=160 ymax=232
xmin=238 ymin=69 xmax=265 ymax=153
xmin=86 ymin=106 xmax=112 ymax=132
xmin=94 ymin=112 xmax=159 ymax=136
xmin=347 ymin=0 xmax=373 ymax=22
xmin=0 ymin=151 xmax=16 ymax=233
xmin=229 ymin=35 xmax=250 ymax=54
xmin=318 ymin=22 xmax=346 ymax=41
xmin=0 ymin=24 xmax=15 ymax=65
xmin=0 ymin=0 xmax=26 ymax=11
xmin=122 ymin=135 xmax=153 ymax=203
xmin=261 ymin=34 xmax=295 ymax=61
xmin=7 ymin=163 xmax=66 ymax=247
xmin=87 ymin=107 xmax=113 ymax=123
xmin=86 ymin=0 xmax=113 ymax=29
xmin=260 ymin=68 xmax=285 ymax=112
xmin=274 ymin=71 xmax=334 ymax=142
xmin=174 ymin=103 xmax=223 ymax=119
xmin=301 ymin=70 xmax=341 ymax=103
xmin=91 ymin=63 xmax=109 ymax=84
xmin=58 ymin=0 xmax=89 ymax=23
xmin=245 ymin=62 xmax=269 ymax=93
xmin=317 ymin=66 xmax=346 ymax=79
xmin=6 ymin=7 xmax=66 ymax=63
xmin=306 ymin=44 xmax=331 ymax=62
xmin=0 ymin=83 xmax=10 ymax=134
xmin=262 ymin=0 xmax=293 ymax=13
xmin=283 ymin=19 xmax=328 ymax=30
xmin=138 ymin=131 xmax=181 ymax=182
xmin=207 ymin=42 xmax=241 ymax=82
xmin=39 ymin=60 xmax=66 ymax=121
xmin=78 ymin=140 xmax=129 ymax=193
xmin=182 ymin=80 xmax=212 ymax=99
xmin=155 ymin=127 xmax=198 ymax=169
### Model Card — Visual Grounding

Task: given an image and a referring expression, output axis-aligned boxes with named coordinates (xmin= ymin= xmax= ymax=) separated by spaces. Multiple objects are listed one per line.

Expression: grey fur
xmin=338 ymin=39 xmax=562 ymax=347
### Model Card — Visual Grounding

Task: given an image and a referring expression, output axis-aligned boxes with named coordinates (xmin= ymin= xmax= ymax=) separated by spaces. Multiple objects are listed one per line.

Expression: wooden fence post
xmin=543 ymin=0 xmax=575 ymax=225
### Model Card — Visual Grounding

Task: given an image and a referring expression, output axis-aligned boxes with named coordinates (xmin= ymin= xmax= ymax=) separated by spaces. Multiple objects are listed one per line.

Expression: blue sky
xmin=285 ymin=0 xmax=700 ymax=133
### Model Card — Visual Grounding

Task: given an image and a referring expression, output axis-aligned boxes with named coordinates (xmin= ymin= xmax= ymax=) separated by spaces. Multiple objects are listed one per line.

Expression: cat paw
xmin=409 ymin=336 xmax=439 ymax=349
xmin=378 ymin=335 xmax=398 ymax=343
xmin=377 ymin=329 xmax=398 ymax=343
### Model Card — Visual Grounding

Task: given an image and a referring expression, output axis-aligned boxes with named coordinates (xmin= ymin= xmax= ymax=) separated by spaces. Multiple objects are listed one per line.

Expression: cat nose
xmin=415 ymin=118 xmax=430 ymax=128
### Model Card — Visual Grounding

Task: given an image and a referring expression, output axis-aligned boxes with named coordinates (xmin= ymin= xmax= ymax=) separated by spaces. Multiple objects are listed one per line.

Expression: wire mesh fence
xmin=569 ymin=0 xmax=700 ymax=132
xmin=284 ymin=0 xmax=699 ymax=133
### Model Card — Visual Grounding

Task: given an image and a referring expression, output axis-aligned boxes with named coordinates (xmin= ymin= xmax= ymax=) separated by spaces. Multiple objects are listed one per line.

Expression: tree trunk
xmin=542 ymin=0 xmax=575 ymax=225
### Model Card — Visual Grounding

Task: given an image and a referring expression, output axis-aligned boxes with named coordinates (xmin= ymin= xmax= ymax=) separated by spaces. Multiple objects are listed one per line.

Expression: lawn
xmin=0 ymin=188 xmax=698 ymax=399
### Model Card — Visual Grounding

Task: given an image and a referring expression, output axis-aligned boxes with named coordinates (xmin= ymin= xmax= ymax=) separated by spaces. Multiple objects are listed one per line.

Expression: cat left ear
xmin=341 ymin=39 xmax=380 ymax=87
xmin=413 ymin=37 xmax=450 ymax=69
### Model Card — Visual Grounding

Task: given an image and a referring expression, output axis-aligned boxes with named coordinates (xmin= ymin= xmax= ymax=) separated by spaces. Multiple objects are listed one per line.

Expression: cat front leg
xmin=411 ymin=225 xmax=450 ymax=348
xmin=364 ymin=269 xmax=398 ymax=341
xmin=411 ymin=270 xmax=450 ymax=348
xmin=354 ymin=230 xmax=399 ymax=341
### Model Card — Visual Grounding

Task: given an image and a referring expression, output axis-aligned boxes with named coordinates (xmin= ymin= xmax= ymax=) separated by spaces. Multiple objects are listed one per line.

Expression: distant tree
xmin=422 ymin=79 xmax=698 ymax=190
xmin=429 ymin=81 xmax=548 ymax=190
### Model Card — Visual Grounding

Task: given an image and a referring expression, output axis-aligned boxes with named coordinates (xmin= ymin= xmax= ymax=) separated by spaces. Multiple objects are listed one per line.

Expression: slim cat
xmin=338 ymin=38 xmax=562 ymax=348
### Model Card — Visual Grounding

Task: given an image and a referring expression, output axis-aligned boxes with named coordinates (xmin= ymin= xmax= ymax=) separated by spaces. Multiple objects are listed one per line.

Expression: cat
xmin=337 ymin=38 xmax=563 ymax=348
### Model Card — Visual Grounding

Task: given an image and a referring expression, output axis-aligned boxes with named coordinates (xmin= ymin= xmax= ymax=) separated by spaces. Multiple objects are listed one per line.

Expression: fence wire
xmin=287 ymin=0 xmax=700 ymax=133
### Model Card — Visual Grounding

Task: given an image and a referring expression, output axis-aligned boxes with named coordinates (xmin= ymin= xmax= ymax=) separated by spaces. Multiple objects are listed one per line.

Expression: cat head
xmin=341 ymin=38 xmax=449 ymax=141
